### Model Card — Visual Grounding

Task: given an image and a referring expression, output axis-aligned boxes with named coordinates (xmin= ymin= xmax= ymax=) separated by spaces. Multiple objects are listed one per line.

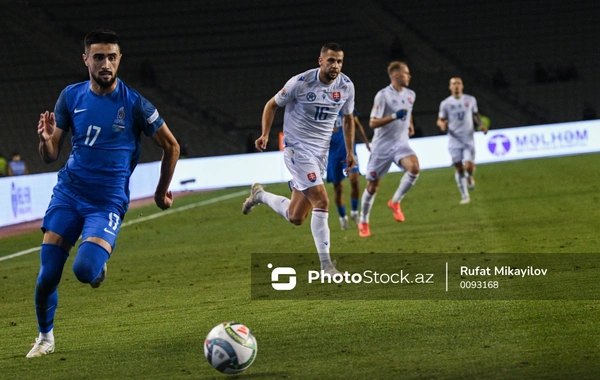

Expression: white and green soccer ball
xmin=204 ymin=321 xmax=258 ymax=374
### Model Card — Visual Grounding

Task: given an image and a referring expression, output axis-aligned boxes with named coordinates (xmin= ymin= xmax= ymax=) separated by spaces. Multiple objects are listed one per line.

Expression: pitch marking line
xmin=0 ymin=189 xmax=248 ymax=262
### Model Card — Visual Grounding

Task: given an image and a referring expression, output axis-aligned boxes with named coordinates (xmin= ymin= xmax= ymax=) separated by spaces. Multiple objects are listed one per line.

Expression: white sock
xmin=392 ymin=172 xmax=419 ymax=203
xmin=260 ymin=191 xmax=291 ymax=221
xmin=40 ymin=329 xmax=54 ymax=342
xmin=311 ymin=208 xmax=331 ymax=269
xmin=360 ymin=189 xmax=376 ymax=223
xmin=455 ymin=171 xmax=469 ymax=199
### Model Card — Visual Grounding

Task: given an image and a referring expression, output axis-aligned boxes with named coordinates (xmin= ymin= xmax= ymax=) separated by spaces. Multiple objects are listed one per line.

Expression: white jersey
xmin=438 ymin=94 xmax=478 ymax=148
xmin=274 ymin=68 xmax=355 ymax=156
xmin=369 ymin=85 xmax=416 ymax=153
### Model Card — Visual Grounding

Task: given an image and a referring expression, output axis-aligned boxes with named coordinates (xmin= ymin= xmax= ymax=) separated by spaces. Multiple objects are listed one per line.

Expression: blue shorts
xmin=41 ymin=187 xmax=125 ymax=248
xmin=326 ymin=146 xmax=359 ymax=184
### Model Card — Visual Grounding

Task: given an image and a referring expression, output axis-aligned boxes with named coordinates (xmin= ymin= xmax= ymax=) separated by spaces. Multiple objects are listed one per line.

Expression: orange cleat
xmin=358 ymin=222 xmax=371 ymax=238
xmin=387 ymin=200 xmax=405 ymax=222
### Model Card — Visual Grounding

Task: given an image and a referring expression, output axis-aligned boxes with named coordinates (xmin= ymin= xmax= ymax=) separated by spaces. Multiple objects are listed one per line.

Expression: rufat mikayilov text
xmin=308 ymin=270 xmax=435 ymax=284
xmin=460 ymin=266 xmax=548 ymax=277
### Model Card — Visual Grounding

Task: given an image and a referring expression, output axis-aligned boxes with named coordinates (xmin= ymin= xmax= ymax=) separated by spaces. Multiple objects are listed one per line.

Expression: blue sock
xmin=35 ymin=244 xmax=69 ymax=333
xmin=336 ymin=205 xmax=346 ymax=218
xmin=350 ymin=198 xmax=359 ymax=212
xmin=72 ymin=241 xmax=110 ymax=284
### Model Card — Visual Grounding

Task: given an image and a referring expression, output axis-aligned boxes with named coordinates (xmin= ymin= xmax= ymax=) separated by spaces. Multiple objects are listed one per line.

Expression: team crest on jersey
xmin=307 ymin=172 xmax=317 ymax=182
xmin=332 ymin=92 xmax=341 ymax=102
xmin=407 ymin=97 xmax=413 ymax=104
xmin=306 ymin=92 xmax=316 ymax=102
xmin=112 ymin=106 xmax=126 ymax=132
xmin=465 ymin=102 xmax=470 ymax=107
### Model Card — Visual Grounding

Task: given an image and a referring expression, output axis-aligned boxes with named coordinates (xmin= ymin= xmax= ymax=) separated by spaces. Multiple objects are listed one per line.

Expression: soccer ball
xmin=204 ymin=322 xmax=258 ymax=374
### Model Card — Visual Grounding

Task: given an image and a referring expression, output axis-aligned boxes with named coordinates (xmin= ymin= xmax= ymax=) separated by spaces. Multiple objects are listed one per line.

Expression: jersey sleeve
xmin=133 ymin=94 xmax=165 ymax=136
xmin=370 ymin=91 xmax=386 ymax=119
xmin=274 ymin=75 xmax=299 ymax=107
xmin=472 ymin=97 xmax=479 ymax=114
xmin=53 ymin=88 xmax=72 ymax=132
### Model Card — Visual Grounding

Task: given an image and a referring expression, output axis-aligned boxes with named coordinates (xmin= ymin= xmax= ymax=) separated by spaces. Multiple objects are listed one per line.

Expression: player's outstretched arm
xmin=256 ymin=97 xmax=278 ymax=152
xmin=151 ymin=123 xmax=180 ymax=210
xmin=474 ymin=113 xmax=488 ymax=134
xmin=38 ymin=111 xmax=66 ymax=164
xmin=354 ymin=116 xmax=370 ymax=151
xmin=436 ymin=117 xmax=448 ymax=133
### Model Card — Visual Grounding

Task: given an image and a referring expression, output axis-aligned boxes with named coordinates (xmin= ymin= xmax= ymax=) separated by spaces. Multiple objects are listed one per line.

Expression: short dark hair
xmin=84 ymin=29 xmax=120 ymax=52
xmin=321 ymin=42 xmax=343 ymax=54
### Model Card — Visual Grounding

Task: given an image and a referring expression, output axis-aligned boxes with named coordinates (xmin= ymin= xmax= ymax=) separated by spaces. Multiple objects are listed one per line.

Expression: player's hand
xmin=255 ymin=136 xmax=268 ymax=152
xmin=366 ymin=142 xmax=371 ymax=152
xmin=345 ymin=153 xmax=357 ymax=174
xmin=438 ymin=119 xmax=448 ymax=133
xmin=480 ymin=125 xmax=489 ymax=135
xmin=38 ymin=111 xmax=55 ymax=142
xmin=392 ymin=109 xmax=407 ymax=120
xmin=409 ymin=124 xmax=415 ymax=137
xmin=155 ymin=190 xmax=174 ymax=210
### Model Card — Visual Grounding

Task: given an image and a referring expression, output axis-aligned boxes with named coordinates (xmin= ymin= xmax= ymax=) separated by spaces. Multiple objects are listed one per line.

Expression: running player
xmin=358 ymin=61 xmax=420 ymax=238
xmin=242 ymin=42 xmax=356 ymax=274
xmin=436 ymin=77 xmax=488 ymax=204
xmin=27 ymin=29 xmax=179 ymax=358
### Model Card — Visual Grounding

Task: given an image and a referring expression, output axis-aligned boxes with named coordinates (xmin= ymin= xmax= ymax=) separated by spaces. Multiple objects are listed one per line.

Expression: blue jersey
xmin=54 ymin=79 xmax=164 ymax=210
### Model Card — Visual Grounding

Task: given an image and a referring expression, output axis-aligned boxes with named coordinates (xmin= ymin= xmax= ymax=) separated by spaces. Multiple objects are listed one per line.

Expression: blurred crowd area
xmin=1 ymin=0 xmax=598 ymax=174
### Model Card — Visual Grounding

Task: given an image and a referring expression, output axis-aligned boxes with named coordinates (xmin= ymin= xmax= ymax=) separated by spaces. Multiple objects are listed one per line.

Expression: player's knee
xmin=288 ymin=212 xmax=306 ymax=226
xmin=72 ymin=241 xmax=109 ymax=284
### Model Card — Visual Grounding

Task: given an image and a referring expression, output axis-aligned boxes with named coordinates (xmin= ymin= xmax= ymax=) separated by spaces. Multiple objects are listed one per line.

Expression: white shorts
xmin=449 ymin=146 xmax=475 ymax=165
xmin=284 ymin=147 xmax=327 ymax=191
xmin=366 ymin=144 xmax=416 ymax=181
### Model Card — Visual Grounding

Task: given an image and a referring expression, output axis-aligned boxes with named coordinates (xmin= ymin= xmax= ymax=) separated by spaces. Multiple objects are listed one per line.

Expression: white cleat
xmin=242 ymin=183 xmax=264 ymax=215
xmin=339 ymin=216 xmax=350 ymax=230
xmin=460 ymin=197 xmax=471 ymax=205
xmin=323 ymin=260 xmax=342 ymax=276
xmin=90 ymin=263 xmax=107 ymax=288
xmin=26 ymin=338 xmax=55 ymax=358
xmin=349 ymin=211 xmax=359 ymax=225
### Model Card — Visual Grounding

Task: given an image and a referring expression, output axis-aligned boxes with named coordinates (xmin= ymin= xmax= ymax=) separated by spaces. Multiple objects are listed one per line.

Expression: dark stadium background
xmin=1 ymin=0 xmax=598 ymax=174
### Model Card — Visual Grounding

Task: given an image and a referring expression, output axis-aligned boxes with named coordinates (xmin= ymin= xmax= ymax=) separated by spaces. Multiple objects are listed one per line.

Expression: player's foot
xmin=323 ymin=260 xmax=342 ymax=276
xmin=90 ymin=263 xmax=107 ymax=288
xmin=242 ymin=183 xmax=264 ymax=214
xmin=467 ymin=177 xmax=475 ymax=191
xmin=26 ymin=338 xmax=55 ymax=358
xmin=350 ymin=211 xmax=359 ymax=225
xmin=387 ymin=200 xmax=405 ymax=222
xmin=460 ymin=197 xmax=471 ymax=205
xmin=358 ymin=222 xmax=371 ymax=238
xmin=339 ymin=216 xmax=350 ymax=230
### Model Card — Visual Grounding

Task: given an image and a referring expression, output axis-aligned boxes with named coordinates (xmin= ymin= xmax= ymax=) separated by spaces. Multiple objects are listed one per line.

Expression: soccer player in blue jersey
xmin=327 ymin=110 xmax=370 ymax=230
xmin=26 ymin=29 xmax=180 ymax=358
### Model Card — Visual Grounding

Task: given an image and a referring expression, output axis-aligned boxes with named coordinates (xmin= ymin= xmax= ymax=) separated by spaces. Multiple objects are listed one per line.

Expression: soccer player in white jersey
xmin=436 ymin=77 xmax=488 ymax=204
xmin=358 ymin=61 xmax=420 ymax=238
xmin=242 ymin=43 xmax=356 ymax=274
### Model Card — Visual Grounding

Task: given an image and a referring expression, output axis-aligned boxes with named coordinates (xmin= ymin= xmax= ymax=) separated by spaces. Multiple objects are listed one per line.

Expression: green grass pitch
xmin=1 ymin=153 xmax=599 ymax=379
